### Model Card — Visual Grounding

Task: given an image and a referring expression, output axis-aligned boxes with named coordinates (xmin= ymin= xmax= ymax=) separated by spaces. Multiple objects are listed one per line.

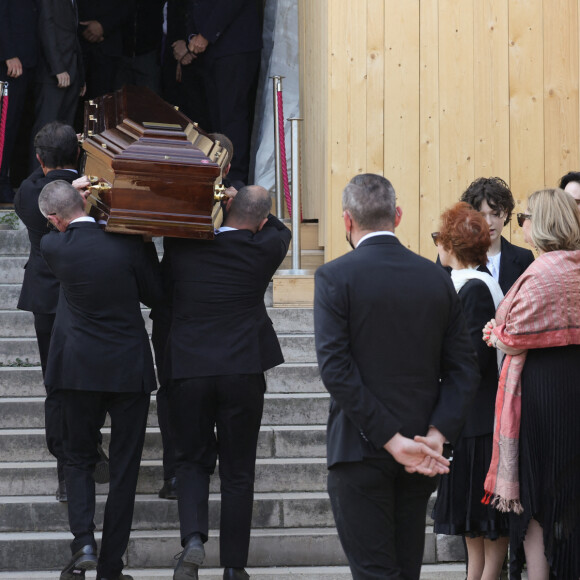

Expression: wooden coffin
xmin=81 ymin=85 xmax=229 ymax=239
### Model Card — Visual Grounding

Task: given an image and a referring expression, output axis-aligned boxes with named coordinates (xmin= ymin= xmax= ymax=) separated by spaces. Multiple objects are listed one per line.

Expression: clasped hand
xmin=384 ymin=429 xmax=449 ymax=477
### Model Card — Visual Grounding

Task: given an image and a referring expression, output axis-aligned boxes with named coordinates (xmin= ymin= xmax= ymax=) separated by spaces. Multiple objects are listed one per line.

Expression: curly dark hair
xmin=460 ymin=176 xmax=515 ymax=226
xmin=559 ymin=171 xmax=580 ymax=190
xmin=438 ymin=202 xmax=491 ymax=267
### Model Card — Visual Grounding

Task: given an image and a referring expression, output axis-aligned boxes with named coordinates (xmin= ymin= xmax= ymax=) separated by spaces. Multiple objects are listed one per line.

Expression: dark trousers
xmin=60 ymin=389 xmax=150 ymax=579
xmin=169 ymin=374 xmax=265 ymax=567
xmin=0 ymin=65 xmax=34 ymax=198
xmin=30 ymin=80 xmax=81 ymax=171
xmin=199 ymin=51 xmax=260 ymax=186
xmin=328 ymin=457 xmax=438 ymax=580
xmin=34 ymin=312 xmax=63 ymax=460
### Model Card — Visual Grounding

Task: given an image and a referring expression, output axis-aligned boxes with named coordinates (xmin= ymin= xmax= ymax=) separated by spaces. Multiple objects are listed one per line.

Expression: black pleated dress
xmin=509 ymin=344 xmax=580 ymax=579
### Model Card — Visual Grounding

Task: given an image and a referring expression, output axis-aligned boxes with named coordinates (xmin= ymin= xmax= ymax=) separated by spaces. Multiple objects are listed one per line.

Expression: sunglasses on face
xmin=431 ymin=232 xmax=440 ymax=246
xmin=516 ymin=213 xmax=532 ymax=227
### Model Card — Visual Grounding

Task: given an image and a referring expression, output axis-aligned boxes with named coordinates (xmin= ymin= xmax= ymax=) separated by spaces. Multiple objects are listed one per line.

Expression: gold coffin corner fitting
xmin=87 ymin=177 xmax=111 ymax=198
xmin=214 ymin=183 xmax=226 ymax=202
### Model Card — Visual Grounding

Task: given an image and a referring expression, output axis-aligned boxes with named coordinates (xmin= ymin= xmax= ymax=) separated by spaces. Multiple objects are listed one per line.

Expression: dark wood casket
xmin=81 ymin=85 xmax=229 ymax=239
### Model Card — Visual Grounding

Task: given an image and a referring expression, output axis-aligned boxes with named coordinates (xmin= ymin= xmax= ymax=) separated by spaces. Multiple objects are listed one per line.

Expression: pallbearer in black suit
xmin=460 ymin=177 xmax=534 ymax=294
xmin=314 ymin=174 xmax=480 ymax=580
xmin=166 ymin=186 xmax=291 ymax=580
xmin=15 ymin=122 xmax=109 ymax=502
xmin=39 ymin=180 xmax=162 ymax=580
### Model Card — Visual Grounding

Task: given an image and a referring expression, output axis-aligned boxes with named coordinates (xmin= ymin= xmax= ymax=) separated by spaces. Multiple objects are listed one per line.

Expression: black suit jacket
xmin=36 ymin=0 xmax=83 ymax=84
xmin=497 ymin=235 xmax=534 ymax=294
xmin=456 ymin=279 xmax=498 ymax=438
xmin=0 ymin=0 xmax=38 ymax=68
xmin=14 ymin=168 xmax=77 ymax=314
xmin=314 ymin=235 xmax=480 ymax=468
xmin=165 ymin=214 xmax=291 ymax=379
xmin=41 ymin=222 xmax=162 ymax=393
xmin=185 ymin=0 xmax=261 ymax=60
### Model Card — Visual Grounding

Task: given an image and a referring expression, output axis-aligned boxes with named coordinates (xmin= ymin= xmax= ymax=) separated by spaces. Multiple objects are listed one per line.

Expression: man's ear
xmin=343 ymin=210 xmax=352 ymax=232
xmin=394 ymin=206 xmax=403 ymax=228
xmin=256 ymin=217 xmax=268 ymax=232
xmin=226 ymin=197 xmax=234 ymax=212
xmin=36 ymin=154 xmax=48 ymax=175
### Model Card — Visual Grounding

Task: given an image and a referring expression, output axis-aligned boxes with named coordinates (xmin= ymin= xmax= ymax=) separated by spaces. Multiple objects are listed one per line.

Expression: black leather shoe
xmin=173 ymin=534 xmax=205 ymax=580
xmin=93 ymin=443 xmax=110 ymax=484
xmin=223 ymin=568 xmax=250 ymax=580
xmin=158 ymin=477 xmax=177 ymax=500
xmin=98 ymin=575 xmax=134 ymax=580
xmin=60 ymin=545 xmax=98 ymax=580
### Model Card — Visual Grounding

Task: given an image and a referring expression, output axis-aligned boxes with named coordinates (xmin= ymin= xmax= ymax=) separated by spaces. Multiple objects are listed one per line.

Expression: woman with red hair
xmin=431 ymin=202 xmax=509 ymax=580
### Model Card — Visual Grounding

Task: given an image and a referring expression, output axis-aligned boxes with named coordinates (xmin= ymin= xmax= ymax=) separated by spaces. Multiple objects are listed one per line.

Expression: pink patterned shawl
xmin=483 ymin=249 xmax=580 ymax=513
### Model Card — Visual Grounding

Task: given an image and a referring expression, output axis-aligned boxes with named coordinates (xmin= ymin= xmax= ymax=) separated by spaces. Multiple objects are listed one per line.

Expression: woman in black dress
xmin=433 ymin=202 xmax=509 ymax=580
xmin=483 ymin=188 xmax=580 ymax=580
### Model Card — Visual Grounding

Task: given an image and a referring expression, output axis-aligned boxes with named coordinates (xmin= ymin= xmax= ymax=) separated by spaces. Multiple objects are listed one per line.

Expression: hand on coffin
xmin=72 ymin=176 xmax=91 ymax=200
xmin=172 ymin=40 xmax=189 ymax=61
xmin=224 ymin=186 xmax=238 ymax=199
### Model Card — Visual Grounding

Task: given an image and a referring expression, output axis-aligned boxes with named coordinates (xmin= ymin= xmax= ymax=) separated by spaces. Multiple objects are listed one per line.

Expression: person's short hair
xmin=228 ymin=185 xmax=271 ymax=227
xmin=209 ymin=132 xmax=234 ymax=167
xmin=460 ymin=176 xmax=515 ymax=226
xmin=558 ymin=171 xmax=580 ymax=190
xmin=38 ymin=180 xmax=85 ymax=220
xmin=438 ymin=202 xmax=491 ymax=267
xmin=527 ymin=188 xmax=580 ymax=252
xmin=342 ymin=174 xmax=396 ymax=230
xmin=34 ymin=122 xmax=79 ymax=169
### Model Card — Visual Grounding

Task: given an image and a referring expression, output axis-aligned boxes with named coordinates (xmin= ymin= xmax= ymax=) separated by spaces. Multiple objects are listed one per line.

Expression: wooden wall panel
xmin=384 ymin=1 xmax=420 ymax=251
xmin=419 ymin=0 xmax=440 ymax=261
xmin=298 ymin=0 xmax=580 ymax=262
xmin=508 ymin=0 xmax=545 ymax=248
xmin=543 ymin=0 xmax=579 ymax=186
xmin=473 ymin=0 xmax=510 ymax=180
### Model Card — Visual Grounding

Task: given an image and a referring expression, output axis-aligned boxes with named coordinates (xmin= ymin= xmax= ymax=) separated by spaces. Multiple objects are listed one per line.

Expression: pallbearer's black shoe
xmin=173 ymin=533 xmax=205 ymax=579
xmin=223 ymin=568 xmax=250 ymax=580
xmin=98 ymin=575 xmax=134 ymax=580
xmin=158 ymin=476 xmax=178 ymax=500
xmin=60 ymin=545 xmax=98 ymax=580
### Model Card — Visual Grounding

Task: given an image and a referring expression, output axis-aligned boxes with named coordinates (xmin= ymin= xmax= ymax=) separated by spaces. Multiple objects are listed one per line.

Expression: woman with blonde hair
xmin=483 ymin=188 xmax=580 ymax=580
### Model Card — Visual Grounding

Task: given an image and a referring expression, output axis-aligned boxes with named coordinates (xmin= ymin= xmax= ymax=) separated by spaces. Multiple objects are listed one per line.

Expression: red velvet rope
xmin=276 ymin=89 xmax=293 ymax=217
xmin=0 ymin=84 xmax=8 ymax=165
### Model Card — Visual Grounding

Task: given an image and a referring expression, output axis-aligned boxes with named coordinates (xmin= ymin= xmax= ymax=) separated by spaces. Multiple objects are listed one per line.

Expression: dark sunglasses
xmin=516 ymin=213 xmax=532 ymax=227
xmin=431 ymin=232 xmax=440 ymax=246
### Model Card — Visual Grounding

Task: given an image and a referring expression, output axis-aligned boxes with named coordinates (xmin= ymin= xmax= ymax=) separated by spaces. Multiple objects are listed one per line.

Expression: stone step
xmin=0 ymin=363 xmax=325 ymax=396
xmin=0 ymin=528 xmax=347 ymax=571
xmin=0 ymin=393 xmax=329 ymax=429
xmin=0 ymin=458 xmax=328 ymax=496
xmin=0 ymin=308 xmax=313 ymax=337
xmin=0 ymin=564 xmax=470 ymax=580
xmin=0 ymin=492 xmax=334 ymax=533
xmin=0 ymin=284 xmax=19 ymax=310
xmin=0 ymin=492 xmax=437 ymax=534
xmin=0 ymin=229 xmax=29 ymax=256
xmin=0 ymin=425 xmax=327 ymax=462
xmin=0 ymin=335 xmax=317 ymax=364
xmin=0 ymin=257 xmax=27 ymax=284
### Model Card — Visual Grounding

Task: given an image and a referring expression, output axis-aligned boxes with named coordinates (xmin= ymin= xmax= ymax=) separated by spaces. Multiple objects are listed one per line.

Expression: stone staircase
xmin=0 ymin=216 xmax=466 ymax=579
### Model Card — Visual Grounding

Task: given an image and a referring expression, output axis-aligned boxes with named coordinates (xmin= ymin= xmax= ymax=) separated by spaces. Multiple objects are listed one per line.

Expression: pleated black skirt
xmin=509 ymin=345 xmax=580 ymax=580
xmin=432 ymin=433 xmax=509 ymax=539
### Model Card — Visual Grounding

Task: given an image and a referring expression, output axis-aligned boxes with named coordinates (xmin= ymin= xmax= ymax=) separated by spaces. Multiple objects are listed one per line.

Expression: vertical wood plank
xmin=384 ymin=0 xmax=420 ymax=251
xmin=419 ymin=0 xmax=440 ymax=260
xmin=543 ymin=0 xmax=579 ymax=187
xmin=473 ymin=0 xmax=510 ymax=180
xmin=508 ymin=0 xmax=544 ymax=247
xmin=366 ymin=0 xmax=385 ymax=174
xmin=438 ymin=0 xmax=475 ymax=210
xmin=327 ymin=0 xmax=368 ymax=260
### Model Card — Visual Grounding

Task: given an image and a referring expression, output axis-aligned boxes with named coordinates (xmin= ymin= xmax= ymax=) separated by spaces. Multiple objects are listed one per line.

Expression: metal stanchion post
xmin=271 ymin=76 xmax=284 ymax=217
